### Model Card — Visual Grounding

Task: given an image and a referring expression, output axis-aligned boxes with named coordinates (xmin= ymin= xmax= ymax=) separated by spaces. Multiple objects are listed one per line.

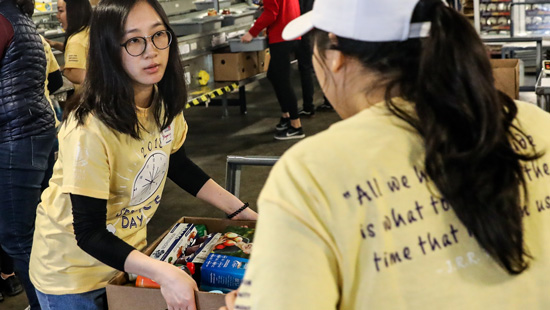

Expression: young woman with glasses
xmin=29 ymin=0 xmax=256 ymax=309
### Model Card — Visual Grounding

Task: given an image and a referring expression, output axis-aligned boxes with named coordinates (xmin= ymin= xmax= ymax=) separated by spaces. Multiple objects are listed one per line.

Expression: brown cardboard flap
xmin=196 ymin=291 xmax=227 ymax=310
xmin=106 ymin=284 xmax=167 ymax=309
xmin=106 ymin=284 xmax=226 ymax=310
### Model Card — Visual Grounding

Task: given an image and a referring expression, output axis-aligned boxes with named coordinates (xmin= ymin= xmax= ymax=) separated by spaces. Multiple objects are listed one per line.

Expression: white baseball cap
xmin=282 ymin=0 xmax=433 ymax=42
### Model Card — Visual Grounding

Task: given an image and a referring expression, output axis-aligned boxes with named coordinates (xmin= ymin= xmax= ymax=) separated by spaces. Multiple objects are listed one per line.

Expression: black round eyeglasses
xmin=120 ymin=30 xmax=172 ymax=57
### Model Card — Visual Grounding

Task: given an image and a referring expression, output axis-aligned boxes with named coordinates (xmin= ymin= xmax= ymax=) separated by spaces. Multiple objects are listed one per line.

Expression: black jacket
xmin=0 ymin=0 xmax=54 ymax=142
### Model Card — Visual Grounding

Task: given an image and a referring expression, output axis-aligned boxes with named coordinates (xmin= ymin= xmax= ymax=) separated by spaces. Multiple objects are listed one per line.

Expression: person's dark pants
xmin=0 ymin=127 xmax=56 ymax=310
xmin=296 ymin=33 xmax=315 ymax=112
xmin=0 ymin=246 xmax=15 ymax=274
xmin=267 ymin=40 xmax=300 ymax=120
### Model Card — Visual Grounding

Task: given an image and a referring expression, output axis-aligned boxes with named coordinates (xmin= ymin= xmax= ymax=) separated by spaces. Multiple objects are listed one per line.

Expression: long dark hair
xmin=63 ymin=0 xmax=92 ymax=48
xmin=63 ymin=0 xmax=186 ymax=139
xmin=313 ymin=0 xmax=540 ymax=274
xmin=15 ymin=0 xmax=34 ymax=16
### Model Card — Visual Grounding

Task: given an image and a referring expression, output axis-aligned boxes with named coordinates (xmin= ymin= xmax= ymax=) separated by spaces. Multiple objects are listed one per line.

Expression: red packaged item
xmin=135 ymin=263 xmax=195 ymax=288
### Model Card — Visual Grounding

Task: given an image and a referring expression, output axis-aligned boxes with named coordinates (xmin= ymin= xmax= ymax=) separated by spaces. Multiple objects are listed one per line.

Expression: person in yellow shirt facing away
xmin=47 ymin=0 xmax=91 ymax=92
xmin=222 ymin=0 xmax=550 ymax=309
xmin=29 ymin=0 xmax=257 ymax=309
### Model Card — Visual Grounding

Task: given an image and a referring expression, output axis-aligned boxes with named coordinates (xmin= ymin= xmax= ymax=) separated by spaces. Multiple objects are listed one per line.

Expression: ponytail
xmin=412 ymin=1 xmax=539 ymax=274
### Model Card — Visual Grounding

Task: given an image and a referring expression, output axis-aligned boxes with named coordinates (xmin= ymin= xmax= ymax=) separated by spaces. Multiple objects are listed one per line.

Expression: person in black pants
xmin=267 ymin=40 xmax=304 ymax=139
xmin=297 ymin=0 xmax=315 ymax=116
xmin=242 ymin=0 xmax=305 ymax=140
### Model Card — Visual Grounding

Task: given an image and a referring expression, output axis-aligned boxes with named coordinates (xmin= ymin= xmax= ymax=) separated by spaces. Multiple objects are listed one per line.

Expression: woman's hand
xmin=240 ymin=32 xmax=254 ymax=43
xmin=157 ymin=263 xmax=198 ymax=310
xmin=46 ymin=38 xmax=65 ymax=52
xmin=219 ymin=290 xmax=238 ymax=310
xmin=124 ymin=251 xmax=198 ymax=310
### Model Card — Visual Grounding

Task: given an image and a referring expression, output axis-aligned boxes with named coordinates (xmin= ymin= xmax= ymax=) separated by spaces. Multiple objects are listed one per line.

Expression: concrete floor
xmin=3 ymin=71 xmax=542 ymax=309
xmin=2 ymin=69 xmax=340 ymax=310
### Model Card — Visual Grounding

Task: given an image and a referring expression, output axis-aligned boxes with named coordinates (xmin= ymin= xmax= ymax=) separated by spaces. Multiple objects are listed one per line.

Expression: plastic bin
xmin=171 ymin=16 xmax=223 ymax=36
xmin=229 ymin=37 xmax=268 ymax=52
xmin=193 ymin=0 xmax=231 ymax=11
xmin=221 ymin=10 xmax=255 ymax=27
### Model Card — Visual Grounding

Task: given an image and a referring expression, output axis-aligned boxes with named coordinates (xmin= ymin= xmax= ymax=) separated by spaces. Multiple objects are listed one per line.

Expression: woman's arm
xmin=47 ymin=69 xmax=64 ymax=94
xmin=71 ymin=194 xmax=135 ymax=269
xmin=45 ymin=38 xmax=64 ymax=51
xmin=70 ymin=194 xmax=198 ymax=310
xmin=168 ymin=146 xmax=258 ymax=220
xmin=63 ymin=68 xmax=86 ymax=85
xmin=0 ymin=15 xmax=13 ymax=58
xmin=248 ymin=0 xmax=279 ymax=37
xmin=196 ymin=179 xmax=258 ymax=220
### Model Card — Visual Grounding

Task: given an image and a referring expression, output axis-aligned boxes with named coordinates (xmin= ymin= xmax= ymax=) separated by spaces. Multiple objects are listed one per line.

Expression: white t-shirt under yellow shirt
xmin=235 ymin=99 xmax=550 ymax=309
xmin=30 ymin=101 xmax=187 ymax=294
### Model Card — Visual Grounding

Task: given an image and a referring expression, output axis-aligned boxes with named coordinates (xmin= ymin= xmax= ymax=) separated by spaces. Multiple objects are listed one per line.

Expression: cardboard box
xmin=490 ymin=59 xmax=520 ymax=99
xmin=106 ymin=217 xmax=256 ymax=310
xmin=257 ymin=48 xmax=270 ymax=73
xmin=213 ymin=52 xmax=259 ymax=81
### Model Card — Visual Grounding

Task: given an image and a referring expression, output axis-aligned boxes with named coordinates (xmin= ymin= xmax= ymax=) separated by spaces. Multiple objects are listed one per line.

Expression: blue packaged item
xmin=200 ymin=254 xmax=248 ymax=292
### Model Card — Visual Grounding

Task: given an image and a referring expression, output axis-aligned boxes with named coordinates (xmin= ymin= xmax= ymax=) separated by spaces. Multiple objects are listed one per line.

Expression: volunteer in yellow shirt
xmin=63 ymin=27 xmax=88 ymax=91
xmin=223 ymin=0 xmax=550 ymax=309
xmin=30 ymin=1 xmax=256 ymax=309
xmin=54 ymin=0 xmax=91 ymax=91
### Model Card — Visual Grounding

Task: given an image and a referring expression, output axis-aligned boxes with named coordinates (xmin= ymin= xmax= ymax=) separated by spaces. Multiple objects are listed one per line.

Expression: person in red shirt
xmin=241 ymin=0 xmax=305 ymax=140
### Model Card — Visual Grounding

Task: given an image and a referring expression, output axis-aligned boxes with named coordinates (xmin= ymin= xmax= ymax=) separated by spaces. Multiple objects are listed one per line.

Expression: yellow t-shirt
xmin=30 ymin=100 xmax=187 ymax=294
xmin=235 ymin=99 xmax=550 ymax=309
xmin=40 ymin=35 xmax=61 ymax=127
xmin=64 ymin=27 xmax=89 ymax=91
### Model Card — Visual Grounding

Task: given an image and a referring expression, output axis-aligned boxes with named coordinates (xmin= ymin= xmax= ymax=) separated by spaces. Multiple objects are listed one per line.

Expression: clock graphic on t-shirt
xmin=129 ymin=150 xmax=168 ymax=206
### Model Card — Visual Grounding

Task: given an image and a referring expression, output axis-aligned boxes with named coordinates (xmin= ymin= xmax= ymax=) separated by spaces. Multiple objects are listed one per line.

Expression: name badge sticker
xmin=161 ymin=125 xmax=173 ymax=145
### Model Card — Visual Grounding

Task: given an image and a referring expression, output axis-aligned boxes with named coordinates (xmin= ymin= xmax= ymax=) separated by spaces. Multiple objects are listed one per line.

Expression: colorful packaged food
xmin=135 ymin=263 xmax=195 ymax=288
xmin=209 ymin=226 xmax=255 ymax=259
xmin=150 ymin=223 xmax=198 ymax=264
xmin=200 ymin=254 xmax=248 ymax=293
